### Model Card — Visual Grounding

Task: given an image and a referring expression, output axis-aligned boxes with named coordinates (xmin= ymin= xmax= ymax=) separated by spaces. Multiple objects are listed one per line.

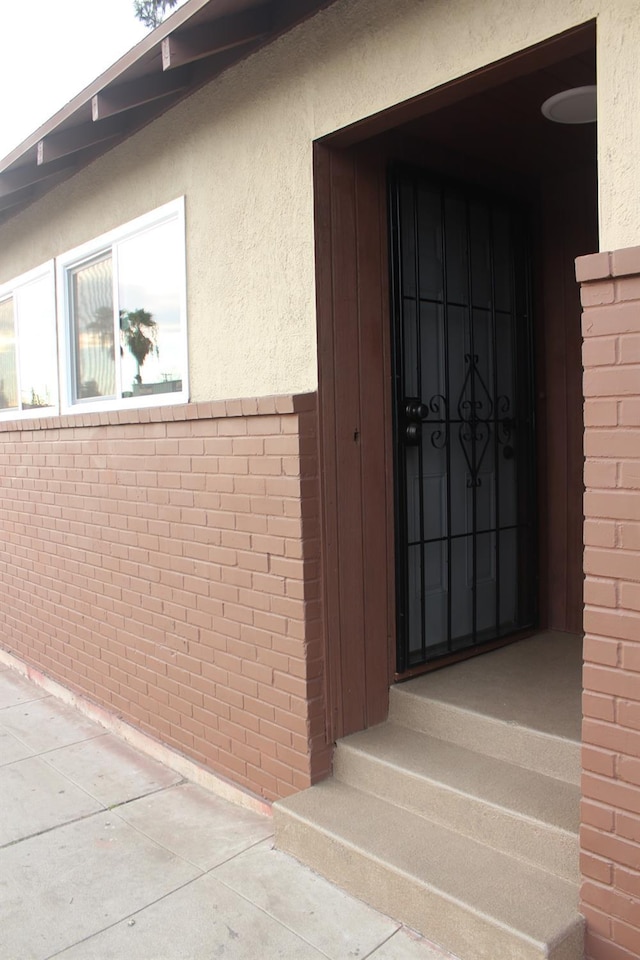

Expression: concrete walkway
xmin=0 ymin=663 xmax=457 ymax=960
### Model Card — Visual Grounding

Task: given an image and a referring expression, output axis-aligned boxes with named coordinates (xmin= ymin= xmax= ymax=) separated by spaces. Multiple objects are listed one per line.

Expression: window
xmin=0 ymin=263 xmax=58 ymax=419
xmin=57 ymin=198 xmax=188 ymax=411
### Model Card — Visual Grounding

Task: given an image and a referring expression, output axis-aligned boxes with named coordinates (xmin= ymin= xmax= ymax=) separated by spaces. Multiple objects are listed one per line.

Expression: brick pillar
xmin=577 ymin=248 xmax=640 ymax=960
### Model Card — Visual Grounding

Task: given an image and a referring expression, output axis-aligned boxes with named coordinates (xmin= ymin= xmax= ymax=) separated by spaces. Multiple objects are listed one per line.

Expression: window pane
xmin=0 ymin=298 xmax=18 ymax=410
xmin=71 ymin=255 xmax=115 ymax=400
xmin=17 ymin=276 xmax=57 ymax=409
xmin=118 ymin=218 xmax=183 ymax=397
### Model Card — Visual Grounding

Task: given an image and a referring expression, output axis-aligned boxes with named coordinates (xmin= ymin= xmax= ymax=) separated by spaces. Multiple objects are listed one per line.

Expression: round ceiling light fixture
xmin=541 ymin=85 xmax=597 ymax=124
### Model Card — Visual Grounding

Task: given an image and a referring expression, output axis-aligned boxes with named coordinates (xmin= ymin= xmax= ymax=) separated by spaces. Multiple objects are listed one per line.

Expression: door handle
xmin=405 ymin=399 xmax=429 ymax=422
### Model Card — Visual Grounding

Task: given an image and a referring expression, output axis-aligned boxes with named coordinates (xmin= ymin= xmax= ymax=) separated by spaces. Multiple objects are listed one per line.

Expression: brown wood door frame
xmin=314 ymin=142 xmax=396 ymax=743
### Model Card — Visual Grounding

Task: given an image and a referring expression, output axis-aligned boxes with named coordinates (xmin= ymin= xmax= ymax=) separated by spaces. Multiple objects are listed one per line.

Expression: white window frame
xmin=56 ymin=198 xmax=189 ymax=414
xmin=0 ymin=261 xmax=58 ymax=421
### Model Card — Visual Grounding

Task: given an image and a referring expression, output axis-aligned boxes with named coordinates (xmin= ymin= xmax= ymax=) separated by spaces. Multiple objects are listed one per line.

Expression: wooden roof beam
xmin=0 ymin=155 xmax=78 ymax=198
xmin=92 ymin=68 xmax=191 ymax=121
xmin=162 ymin=8 xmax=271 ymax=70
xmin=0 ymin=185 xmax=35 ymax=213
xmin=37 ymin=117 xmax=124 ymax=165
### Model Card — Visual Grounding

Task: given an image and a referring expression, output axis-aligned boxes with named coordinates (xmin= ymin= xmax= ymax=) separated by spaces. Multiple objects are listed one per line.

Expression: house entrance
xmin=389 ymin=170 xmax=537 ymax=672
xmin=314 ymin=22 xmax=597 ymax=740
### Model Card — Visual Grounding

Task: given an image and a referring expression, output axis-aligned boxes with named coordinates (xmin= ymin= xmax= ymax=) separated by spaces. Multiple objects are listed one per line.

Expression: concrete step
xmin=334 ymin=722 xmax=580 ymax=882
xmin=274 ymin=780 xmax=583 ymax=960
xmin=388 ymin=682 xmax=581 ymax=785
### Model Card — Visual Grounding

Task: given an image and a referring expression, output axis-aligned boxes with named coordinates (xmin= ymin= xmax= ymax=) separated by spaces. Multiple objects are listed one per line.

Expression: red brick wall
xmin=0 ymin=393 xmax=330 ymax=800
xmin=578 ymin=248 xmax=640 ymax=960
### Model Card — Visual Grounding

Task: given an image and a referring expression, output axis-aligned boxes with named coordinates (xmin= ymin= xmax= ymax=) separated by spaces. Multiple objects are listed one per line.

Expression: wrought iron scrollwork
xmin=403 ymin=358 xmax=515 ymax=477
xmin=453 ymin=355 xmax=516 ymax=487
xmin=457 ymin=353 xmax=493 ymax=423
xmin=426 ymin=394 xmax=448 ymax=450
xmin=428 ymin=394 xmax=447 ymax=419
xmin=429 ymin=426 xmax=448 ymax=450
xmin=456 ymin=353 xmax=491 ymax=488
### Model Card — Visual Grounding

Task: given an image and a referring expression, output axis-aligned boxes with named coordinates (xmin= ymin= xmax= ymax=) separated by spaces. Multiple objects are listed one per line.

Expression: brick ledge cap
xmin=0 ymin=392 xmax=316 ymax=433
xmin=577 ymin=245 xmax=640 ymax=283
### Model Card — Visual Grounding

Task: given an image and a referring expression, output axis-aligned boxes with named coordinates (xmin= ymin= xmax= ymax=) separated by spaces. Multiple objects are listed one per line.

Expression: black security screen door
xmin=389 ymin=167 xmax=537 ymax=672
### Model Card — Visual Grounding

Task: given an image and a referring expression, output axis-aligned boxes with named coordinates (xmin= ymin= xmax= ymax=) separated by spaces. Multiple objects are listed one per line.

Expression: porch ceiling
xmin=0 ymin=0 xmax=338 ymax=226
xmin=399 ymin=51 xmax=597 ymax=179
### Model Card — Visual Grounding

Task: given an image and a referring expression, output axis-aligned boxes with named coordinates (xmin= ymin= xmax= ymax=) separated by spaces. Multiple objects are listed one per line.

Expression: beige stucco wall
xmin=0 ymin=0 xmax=638 ymax=400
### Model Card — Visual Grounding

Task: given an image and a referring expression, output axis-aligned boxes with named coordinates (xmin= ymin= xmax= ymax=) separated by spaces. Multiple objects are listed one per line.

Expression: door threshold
xmin=394 ymin=627 xmax=538 ymax=683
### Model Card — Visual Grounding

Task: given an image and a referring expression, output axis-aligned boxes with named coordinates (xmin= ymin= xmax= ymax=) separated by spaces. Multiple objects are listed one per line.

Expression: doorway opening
xmin=315 ymin=22 xmax=597 ymax=739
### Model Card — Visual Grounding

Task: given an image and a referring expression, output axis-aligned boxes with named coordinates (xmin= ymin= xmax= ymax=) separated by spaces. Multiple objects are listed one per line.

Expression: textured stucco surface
xmin=0 ymin=0 xmax=638 ymax=400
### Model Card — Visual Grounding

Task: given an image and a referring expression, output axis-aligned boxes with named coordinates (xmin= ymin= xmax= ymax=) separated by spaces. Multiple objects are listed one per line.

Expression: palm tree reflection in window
xmin=120 ymin=308 xmax=158 ymax=387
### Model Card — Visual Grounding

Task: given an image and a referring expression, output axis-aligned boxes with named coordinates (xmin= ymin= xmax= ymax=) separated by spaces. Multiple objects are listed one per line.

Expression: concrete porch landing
xmin=403 ymin=630 xmax=583 ymax=742
xmin=393 ymin=631 xmax=583 ymax=785
xmin=275 ymin=631 xmax=584 ymax=960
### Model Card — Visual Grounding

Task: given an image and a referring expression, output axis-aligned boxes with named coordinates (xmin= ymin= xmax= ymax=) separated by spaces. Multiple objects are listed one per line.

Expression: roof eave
xmin=0 ymin=0 xmax=337 ymax=226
